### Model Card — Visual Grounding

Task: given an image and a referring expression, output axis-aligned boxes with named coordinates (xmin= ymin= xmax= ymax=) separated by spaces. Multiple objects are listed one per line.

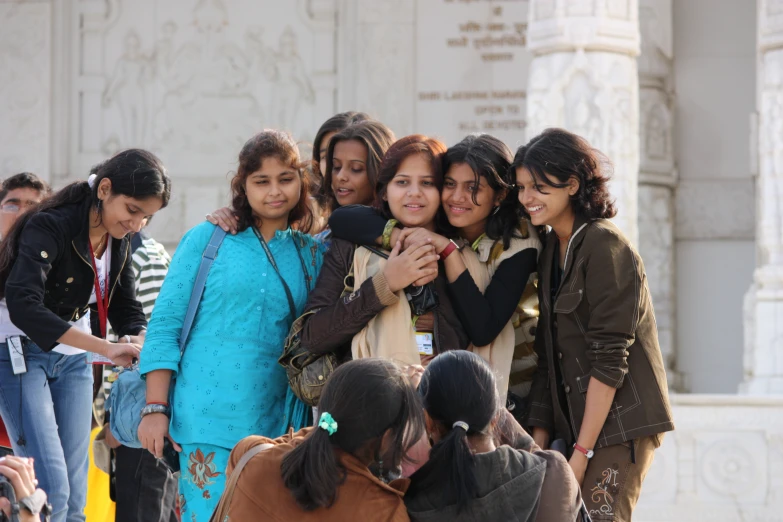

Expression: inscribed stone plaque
xmin=415 ymin=0 xmax=531 ymax=149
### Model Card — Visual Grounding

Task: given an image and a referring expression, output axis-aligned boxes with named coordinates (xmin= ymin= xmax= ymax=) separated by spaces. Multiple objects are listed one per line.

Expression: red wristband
xmin=573 ymin=443 xmax=594 ymax=459
xmin=146 ymin=401 xmax=169 ymax=407
xmin=439 ymin=241 xmax=457 ymax=261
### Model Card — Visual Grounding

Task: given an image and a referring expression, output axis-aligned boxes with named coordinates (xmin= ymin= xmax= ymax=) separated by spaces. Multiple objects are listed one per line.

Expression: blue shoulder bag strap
xmin=178 ymin=226 xmax=226 ymax=356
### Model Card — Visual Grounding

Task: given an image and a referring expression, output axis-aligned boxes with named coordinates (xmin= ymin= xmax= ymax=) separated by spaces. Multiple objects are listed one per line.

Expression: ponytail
xmin=281 ymin=427 xmax=343 ymax=510
xmin=410 ymin=351 xmax=499 ymax=513
xmin=279 ymin=359 xmax=425 ymax=511
xmin=418 ymin=422 xmax=478 ymax=513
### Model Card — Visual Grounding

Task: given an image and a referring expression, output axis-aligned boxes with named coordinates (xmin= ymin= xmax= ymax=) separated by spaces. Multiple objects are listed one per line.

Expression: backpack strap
xmin=209 ymin=442 xmax=274 ymax=522
xmin=179 ymin=226 xmax=227 ymax=355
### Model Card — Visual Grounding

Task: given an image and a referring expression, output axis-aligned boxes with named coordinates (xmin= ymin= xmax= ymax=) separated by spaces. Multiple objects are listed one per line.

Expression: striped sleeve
xmin=132 ymin=238 xmax=171 ymax=319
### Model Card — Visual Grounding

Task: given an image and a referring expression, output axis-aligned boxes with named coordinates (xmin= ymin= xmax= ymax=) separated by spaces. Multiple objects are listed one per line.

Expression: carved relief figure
xmin=268 ymin=27 xmax=315 ymax=131
xmin=194 ymin=0 xmax=229 ymax=33
xmin=102 ymin=31 xmax=154 ymax=148
xmin=151 ymin=12 xmax=264 ymax=153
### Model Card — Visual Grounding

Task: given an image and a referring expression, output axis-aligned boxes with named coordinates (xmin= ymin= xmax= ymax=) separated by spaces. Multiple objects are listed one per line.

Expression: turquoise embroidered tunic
xmin=140 ymin=222 xmax=324 ymax=449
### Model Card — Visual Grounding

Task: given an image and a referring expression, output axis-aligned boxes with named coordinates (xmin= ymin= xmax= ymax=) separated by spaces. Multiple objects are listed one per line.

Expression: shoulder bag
xmin=105 ymin=226 xmax=227 ymax=450
xmin=209 ymin=442 xmax=274 ymax=522
xmin=278 ymin=246 xmax=358 ymax=407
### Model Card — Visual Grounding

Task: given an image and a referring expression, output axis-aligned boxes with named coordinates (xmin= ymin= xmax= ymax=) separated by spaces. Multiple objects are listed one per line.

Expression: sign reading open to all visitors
xmin=415 ymin=0 xmax=531 ymax=148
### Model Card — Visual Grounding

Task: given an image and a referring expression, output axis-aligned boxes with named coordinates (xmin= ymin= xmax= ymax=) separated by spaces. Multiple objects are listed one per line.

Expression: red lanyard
xmin=88 ymin=235 xmax=110 ymax=339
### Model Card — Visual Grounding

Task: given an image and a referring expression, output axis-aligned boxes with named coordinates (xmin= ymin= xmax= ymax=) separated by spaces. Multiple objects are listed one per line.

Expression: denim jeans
xmin=0 ymin=338 xmax=93 ymax=522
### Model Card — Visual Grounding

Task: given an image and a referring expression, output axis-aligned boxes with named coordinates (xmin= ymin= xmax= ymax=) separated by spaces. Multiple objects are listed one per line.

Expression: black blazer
xmin=5 ymin=197 xmax=146 ymax=351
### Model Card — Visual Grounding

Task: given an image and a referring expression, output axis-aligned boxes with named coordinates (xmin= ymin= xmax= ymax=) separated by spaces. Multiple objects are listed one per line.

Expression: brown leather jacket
xmin=224 ymin=429 xmax=411 ymax=522
xmin=300 ymin=238 xmax=470 ymax=357
xmin=527 ymin=217 xmax=674 ymax=449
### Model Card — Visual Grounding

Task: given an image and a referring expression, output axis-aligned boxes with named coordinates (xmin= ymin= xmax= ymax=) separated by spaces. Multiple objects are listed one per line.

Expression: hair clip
xmin=318 ymin=411 xmax=338 ymax=436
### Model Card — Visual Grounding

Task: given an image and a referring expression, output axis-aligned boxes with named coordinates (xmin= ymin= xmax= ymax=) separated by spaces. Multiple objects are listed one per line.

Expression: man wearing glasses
xmin=0 ymin=172 xmax=51 ymax=454
xmin=0 ymin=172 xmax=51 ymax=239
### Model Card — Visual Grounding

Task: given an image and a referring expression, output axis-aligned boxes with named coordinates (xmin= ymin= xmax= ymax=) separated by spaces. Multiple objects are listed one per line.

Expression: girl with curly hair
xmin=138 ymin=130 xmax=325 ymax=520
xmin=515 ymin=128 xmax=673 ymax=521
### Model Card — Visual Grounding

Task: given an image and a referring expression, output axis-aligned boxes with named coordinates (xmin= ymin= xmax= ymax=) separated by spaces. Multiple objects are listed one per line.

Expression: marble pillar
xmin=526 ymin=0 xmax=641 ymax=245
xmin=638 ymin=0 xmax=680 ymax=390
xmin=741 ymin=0 xmax=783 ymax=394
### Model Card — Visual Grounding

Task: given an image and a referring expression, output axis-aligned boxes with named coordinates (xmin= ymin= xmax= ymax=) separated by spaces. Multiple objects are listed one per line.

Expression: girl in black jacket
xmin=0 ymin=149 xmax=170 ymax=522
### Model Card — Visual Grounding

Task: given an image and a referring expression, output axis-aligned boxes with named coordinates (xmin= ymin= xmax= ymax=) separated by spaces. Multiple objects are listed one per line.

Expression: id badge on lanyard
xmin=416 ymin=333 xmax=433 ymax=356
xmin=87 ymin=237 xmax=114 ymax=365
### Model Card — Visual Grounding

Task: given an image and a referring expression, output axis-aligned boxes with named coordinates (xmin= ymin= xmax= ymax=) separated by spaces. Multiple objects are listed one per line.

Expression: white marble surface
xmin=527 ymin=0 xmax=640 ymax=245
xmin=742 ymin=0 xmax=783 ymax=394
xmin=638 ymin=0 xmax=678 ymax=389
xmin=636 ymin=394 xmax=783 ymax=521
xmin=0 ymin=1 xmax=51 ymax=180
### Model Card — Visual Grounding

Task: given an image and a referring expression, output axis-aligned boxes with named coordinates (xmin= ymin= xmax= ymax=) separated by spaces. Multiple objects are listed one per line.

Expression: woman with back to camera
xmin=328 ymin=134 xmax=541 ymax=399
xmin=138 ymin=130 xmax=324 ymax=521
xmin=0 ymin=149 xmax=170 ymax=522
xmin=405 ymin=350 xmax=582 ymax=522
xmin=215 ymin=357 xmax=424 ymax=522
xmin=515 ymin=128 xmax=674 ymax=521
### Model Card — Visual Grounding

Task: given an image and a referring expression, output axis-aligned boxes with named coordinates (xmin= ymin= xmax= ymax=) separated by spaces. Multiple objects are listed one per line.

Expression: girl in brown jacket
xmin=514 ymin=129 xmax=674 ymax=521
xmin=219 ymin=358 xmax=425 ymax=522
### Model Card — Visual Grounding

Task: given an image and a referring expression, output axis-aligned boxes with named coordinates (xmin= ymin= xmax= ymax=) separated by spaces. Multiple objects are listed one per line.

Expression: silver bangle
xmin=140 ymin=403 xmax=171 ymax=418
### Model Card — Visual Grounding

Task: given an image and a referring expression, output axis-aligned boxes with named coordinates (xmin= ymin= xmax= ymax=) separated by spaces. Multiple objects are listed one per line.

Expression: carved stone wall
xmin=636 ymin=394 xmax=783 ymax=520
xmin=638 ymin=0 xmax=678 ymax=389
xmin=337 ymin=0 xmax=416 ymax=136
xmin=742 ymin=0 xmax=783 ymax=394
xmin=0 ymin=1 xmax=51 ymax=181
xmin=66 ymin=0 xmax=338 ymax=247
xmin=526 ymin=0 xmax=640 ymax=245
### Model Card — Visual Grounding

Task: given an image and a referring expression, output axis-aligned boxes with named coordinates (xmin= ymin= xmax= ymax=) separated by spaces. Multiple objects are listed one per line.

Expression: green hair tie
xmin=318 ymin=412 xmax=338 ymax=436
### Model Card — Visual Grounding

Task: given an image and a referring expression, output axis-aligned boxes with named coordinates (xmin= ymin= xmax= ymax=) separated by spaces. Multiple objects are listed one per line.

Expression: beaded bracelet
xmin=382 ymin=219 xmax=399 ymax=250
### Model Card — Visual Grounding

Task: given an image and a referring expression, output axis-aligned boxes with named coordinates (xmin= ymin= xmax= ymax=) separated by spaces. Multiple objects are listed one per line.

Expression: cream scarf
xmin=350 ymin=227 xmax=538 ymax=396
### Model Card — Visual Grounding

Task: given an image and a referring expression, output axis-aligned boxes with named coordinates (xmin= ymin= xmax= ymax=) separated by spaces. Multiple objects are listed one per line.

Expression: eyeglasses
xmin=1 ymin=200 xmax=40 ymax=214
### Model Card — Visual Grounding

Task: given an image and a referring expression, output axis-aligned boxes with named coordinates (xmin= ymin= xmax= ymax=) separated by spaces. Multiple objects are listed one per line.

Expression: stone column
xmin=742 ymin=0 xmax=783 ymax=394
xmin=637 ymin=0 xmax=680 ymax=390
xmin=526 ymin=0 xmax=641 ymax=245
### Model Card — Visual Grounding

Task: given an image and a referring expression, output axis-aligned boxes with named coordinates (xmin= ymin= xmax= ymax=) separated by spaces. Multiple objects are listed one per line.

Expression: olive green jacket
xmin=527 ymin=217 xmax=674 ymax=448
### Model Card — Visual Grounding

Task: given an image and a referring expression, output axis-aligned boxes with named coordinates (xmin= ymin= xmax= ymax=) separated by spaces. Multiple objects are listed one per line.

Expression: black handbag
xmin=363 ymin=246 xmax=439 ymax=316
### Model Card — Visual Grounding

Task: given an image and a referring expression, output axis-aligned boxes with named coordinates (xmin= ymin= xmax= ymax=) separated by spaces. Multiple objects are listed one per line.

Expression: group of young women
xmin=0 ymin=109 xmax=673 ymax=522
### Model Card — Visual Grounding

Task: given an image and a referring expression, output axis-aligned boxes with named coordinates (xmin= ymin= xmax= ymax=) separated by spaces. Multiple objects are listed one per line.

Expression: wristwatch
xmin=140 ymin=403 xmax=171 ymax=418
xmin=573 ymin=443 xmax=594 ymax=459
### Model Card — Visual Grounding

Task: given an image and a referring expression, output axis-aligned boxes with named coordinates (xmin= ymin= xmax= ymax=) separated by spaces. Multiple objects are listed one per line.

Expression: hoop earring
xmin=492 ymin=205 xmax=500 ymax=216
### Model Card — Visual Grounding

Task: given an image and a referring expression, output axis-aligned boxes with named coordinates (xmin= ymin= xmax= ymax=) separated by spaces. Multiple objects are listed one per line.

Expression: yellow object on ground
xmin=85 ymin=426 xmax=115 ymax=522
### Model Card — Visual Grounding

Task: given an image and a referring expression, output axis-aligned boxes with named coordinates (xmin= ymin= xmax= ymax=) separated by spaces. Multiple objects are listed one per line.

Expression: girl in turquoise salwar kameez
xmin=138 ymin=130 xmax=324 ymax=521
